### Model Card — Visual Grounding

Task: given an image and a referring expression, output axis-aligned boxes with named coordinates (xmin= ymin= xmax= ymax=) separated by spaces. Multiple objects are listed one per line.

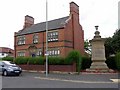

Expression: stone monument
xmin=88 ymin=26 xmax=109 ymax=72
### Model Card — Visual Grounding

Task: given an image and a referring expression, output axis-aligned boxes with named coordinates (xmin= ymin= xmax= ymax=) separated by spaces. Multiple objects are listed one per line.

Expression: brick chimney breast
xmin=23 ymin=15 xmax=34 ymax=29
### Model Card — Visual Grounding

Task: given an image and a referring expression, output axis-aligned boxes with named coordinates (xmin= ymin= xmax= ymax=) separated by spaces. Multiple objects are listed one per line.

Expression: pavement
xmin=23 ymin=70 xmax=119 ymax=83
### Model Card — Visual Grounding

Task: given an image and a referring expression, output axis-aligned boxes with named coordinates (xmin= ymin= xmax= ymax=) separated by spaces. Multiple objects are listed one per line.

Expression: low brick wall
xmin=19 ymin=63 xmax=76 ymax=72
xmin=19 ymin=65 xmax=45 ymax=71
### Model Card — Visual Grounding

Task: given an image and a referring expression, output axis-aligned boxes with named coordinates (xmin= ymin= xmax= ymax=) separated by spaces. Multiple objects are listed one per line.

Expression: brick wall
xmin=14 ymin=2 xmax=85 ymax=58
xmin=19 ymin=62 xmax=76 ymax=72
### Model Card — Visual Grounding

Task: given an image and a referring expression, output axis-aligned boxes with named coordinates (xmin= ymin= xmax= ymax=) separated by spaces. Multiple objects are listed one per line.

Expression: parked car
xmin=0 ymin=61 xmax=22 ymax=76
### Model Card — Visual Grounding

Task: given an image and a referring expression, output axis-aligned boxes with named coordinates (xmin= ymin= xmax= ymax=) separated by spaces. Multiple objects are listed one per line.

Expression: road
xmin=1 ymin=71 xmax=119 ymax=89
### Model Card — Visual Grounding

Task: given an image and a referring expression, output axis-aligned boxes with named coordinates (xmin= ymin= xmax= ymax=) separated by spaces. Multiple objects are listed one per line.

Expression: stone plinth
xmin=87 ymin=26 xmax=109 ymax=73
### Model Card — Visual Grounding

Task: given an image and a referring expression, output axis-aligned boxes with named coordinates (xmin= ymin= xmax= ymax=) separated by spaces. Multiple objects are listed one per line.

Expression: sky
xmin=0 ymin=0 xmax=119 ymax=49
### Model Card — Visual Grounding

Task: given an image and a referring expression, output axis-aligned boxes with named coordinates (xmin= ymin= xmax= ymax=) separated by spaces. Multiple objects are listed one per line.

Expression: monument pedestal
xmin=87 ymin=26 xmax=109 ymax=73
xmin=87 ymin=62 xmax=109 ymax=73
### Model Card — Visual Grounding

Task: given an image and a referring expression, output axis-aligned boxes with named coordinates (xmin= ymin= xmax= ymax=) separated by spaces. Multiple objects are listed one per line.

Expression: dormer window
xmin=33 ymin=34 xmax=38 ymax=44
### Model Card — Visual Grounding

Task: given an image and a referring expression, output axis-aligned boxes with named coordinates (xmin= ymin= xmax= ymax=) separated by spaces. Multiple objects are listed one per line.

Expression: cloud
xmin=0 ymin=0 xmax=118 ymax=49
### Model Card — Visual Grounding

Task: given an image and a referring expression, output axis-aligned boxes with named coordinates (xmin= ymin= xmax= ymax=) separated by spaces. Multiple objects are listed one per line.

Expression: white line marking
xmin=35 ymin=77 xmax=116 ymax=84
xmin=110 ymin=79 xmax=120 ymax=83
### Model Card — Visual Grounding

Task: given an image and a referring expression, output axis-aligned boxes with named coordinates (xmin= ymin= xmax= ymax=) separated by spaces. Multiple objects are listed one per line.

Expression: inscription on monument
xmin=94 ymin=49 xmax=103 ymax=58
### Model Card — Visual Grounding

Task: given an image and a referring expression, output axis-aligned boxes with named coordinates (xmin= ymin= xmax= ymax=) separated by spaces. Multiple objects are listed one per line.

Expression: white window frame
xmin=18 ymin=36 xmax=25 ymax=45
xmin=48 ymin=48 xmax=60 ymax=56
xmin=36 ymin=49 xmax=42 ymax=56
xmin=48 ymin=31 xmax=58 ymax=42
xmin=33 ymin=34 xmax=38 ymax=44
xmin=18 ymin=52 xmax=25 ymax=56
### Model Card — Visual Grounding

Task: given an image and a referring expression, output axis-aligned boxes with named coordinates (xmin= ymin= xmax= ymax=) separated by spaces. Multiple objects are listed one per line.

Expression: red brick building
xmin=0 ymin=47 xmax=14 ymax=58
xmin=14 ymin=2 xmax=84 ymax=58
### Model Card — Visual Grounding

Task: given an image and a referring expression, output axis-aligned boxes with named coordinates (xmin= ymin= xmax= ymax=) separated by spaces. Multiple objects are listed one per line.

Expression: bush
xmin=28 ymin=57 xmax=44 ymax=65
xmin=64 ymin=57 xmax=73 ymax=65
xmin=115 ymin=52 xmax=120 ymax=71
xmin=0 ymin=58 xmax=2 ymax=61
xmin=34 ymin=57 xmax=44 ymax=65
xmin=66 ymin=50 xmax=82 ymax=73
xmin=28 ymin=57 xmax=34 ymax=64
xmin=2 ymin=56 xmax=14 ymax=61
xmin=81 ymin=56 xmax=92 ymax=70
xmin=48 ymin=57 xmax=65 ymax=65
xmin=15 ymin=57 xmax=29 ymax=64
xmin=105 ymin=56 xmax=117 ymax=70
xmin=66 ymin=50 xmax=81 ymax=63
xmin=15 ymin=56 xmax=45 ymax=65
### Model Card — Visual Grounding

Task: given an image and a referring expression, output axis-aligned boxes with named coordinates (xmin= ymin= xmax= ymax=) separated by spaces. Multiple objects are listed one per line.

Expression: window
xmin=18 ymin=52 xmax=25 ymax=56
xmin=36 ymin=49 xmax=42 ymax=56
xmin=18 ymin=36 xmax=25 ymax=45
xmin=48 ymin=48 xmax=60 ymax=56
xmin=48 ymin=31 xmax=58 ymax=42
xmin=33 ymin=34 xmax=38 ymax=44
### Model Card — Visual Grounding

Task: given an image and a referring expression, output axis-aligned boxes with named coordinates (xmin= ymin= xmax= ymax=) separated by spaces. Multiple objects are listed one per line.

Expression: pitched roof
xmin=0 ymin=47 xmax=14 ymax=53
xmin=16 ymin=16 xmax=69 ymax=36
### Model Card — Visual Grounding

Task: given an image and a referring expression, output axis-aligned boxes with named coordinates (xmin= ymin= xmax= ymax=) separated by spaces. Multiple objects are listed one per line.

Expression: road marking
xmin=35 ymin=77 xmax=116 ymax=84
xmin=110 ymin=79 xmax=120 ymax=83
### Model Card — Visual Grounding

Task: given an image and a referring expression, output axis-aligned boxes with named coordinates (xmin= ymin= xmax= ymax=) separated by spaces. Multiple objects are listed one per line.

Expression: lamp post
xmin=45 ymin=0 xmax=48 ymax=77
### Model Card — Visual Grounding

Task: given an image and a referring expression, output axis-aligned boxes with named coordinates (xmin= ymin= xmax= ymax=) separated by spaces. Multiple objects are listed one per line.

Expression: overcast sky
xmin=0 ymin=0 xmax=119 ymax=49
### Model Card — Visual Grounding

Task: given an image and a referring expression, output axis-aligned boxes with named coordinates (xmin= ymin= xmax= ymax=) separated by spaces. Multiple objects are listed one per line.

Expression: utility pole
xmin=45 ymin=0 xmax=48 ymax=77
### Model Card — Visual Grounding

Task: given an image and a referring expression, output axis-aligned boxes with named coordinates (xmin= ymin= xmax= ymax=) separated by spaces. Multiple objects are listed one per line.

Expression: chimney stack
xmin=70 ymin=2 xmax=79 ymax=22
xmin=23 ymin=15 xmax=34 ymax=29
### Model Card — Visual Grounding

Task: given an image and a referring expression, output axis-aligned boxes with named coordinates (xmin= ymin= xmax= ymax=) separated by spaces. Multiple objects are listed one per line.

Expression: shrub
xmin=2 ymin=56 xmax=14 ymax=61
xmin=115 ymin=52 xmax=120 ymax=71
xmin=28 ymin=56 xmax=44 ymax=65
xmin=48 ymin=57 xmax=65 ymax=65
xmin=15 ymin=56 xmax=45 ymax=65
xmin=34 ymin=56 xmax=44 ymax=65
xmin=27 ymin=57 xmax=35 ymax=65
xmin=0 ymin=58 xmax=2 ymax=61
xmin=64 ymin=57 xmax=73 ymax=65
xmin=81 ymin=56 xmax=92 ymax=70
xmin=66 ymin=50 xmax=82 ymax=73
xmin=105 ymin=56 xmax=117 ymax=70
xmin=15 ymin=57 xmax=29 ymax=64
xmin=66 ymin=50 xmax=81 ymax=62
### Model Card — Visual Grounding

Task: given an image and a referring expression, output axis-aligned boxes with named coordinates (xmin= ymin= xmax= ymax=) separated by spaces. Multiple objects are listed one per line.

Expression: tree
xmin=104 ymin=37 xmax=114 ymax=58
xmin=105 ymin=29 xmax=120 ymax=58
xmin=84 ymin=39 xmax=91 ymax=54
xmin=111 ymin=29 xmax=120 ymax=53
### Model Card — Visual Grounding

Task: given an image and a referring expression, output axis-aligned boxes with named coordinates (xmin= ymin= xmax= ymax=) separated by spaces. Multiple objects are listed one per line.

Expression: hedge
xmin=115 ymin=52 xmax=120 ymax=71
xmin=15 ymin=57 xmax=29 ymax=64
xmin=15 ymin=56 xmax=44 ymax=65
xmin=48 ymin=57 xmax=65 ymax=65
xmin=14 ymin=56 xmax=75 ymax=65
xmin=2 ymin=56 xmax=14 ymax=61
xmin=28 ymin=56 xmax=44 ymax=65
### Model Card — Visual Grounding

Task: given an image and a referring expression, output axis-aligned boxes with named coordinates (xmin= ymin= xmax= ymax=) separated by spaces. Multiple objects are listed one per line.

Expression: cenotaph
xmin=88 ymin=26 xmax=109 ymax=72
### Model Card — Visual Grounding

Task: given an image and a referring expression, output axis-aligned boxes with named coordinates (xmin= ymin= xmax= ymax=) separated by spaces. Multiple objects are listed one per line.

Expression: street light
xmin=45 ymin=0 xmax=48 ymax=77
